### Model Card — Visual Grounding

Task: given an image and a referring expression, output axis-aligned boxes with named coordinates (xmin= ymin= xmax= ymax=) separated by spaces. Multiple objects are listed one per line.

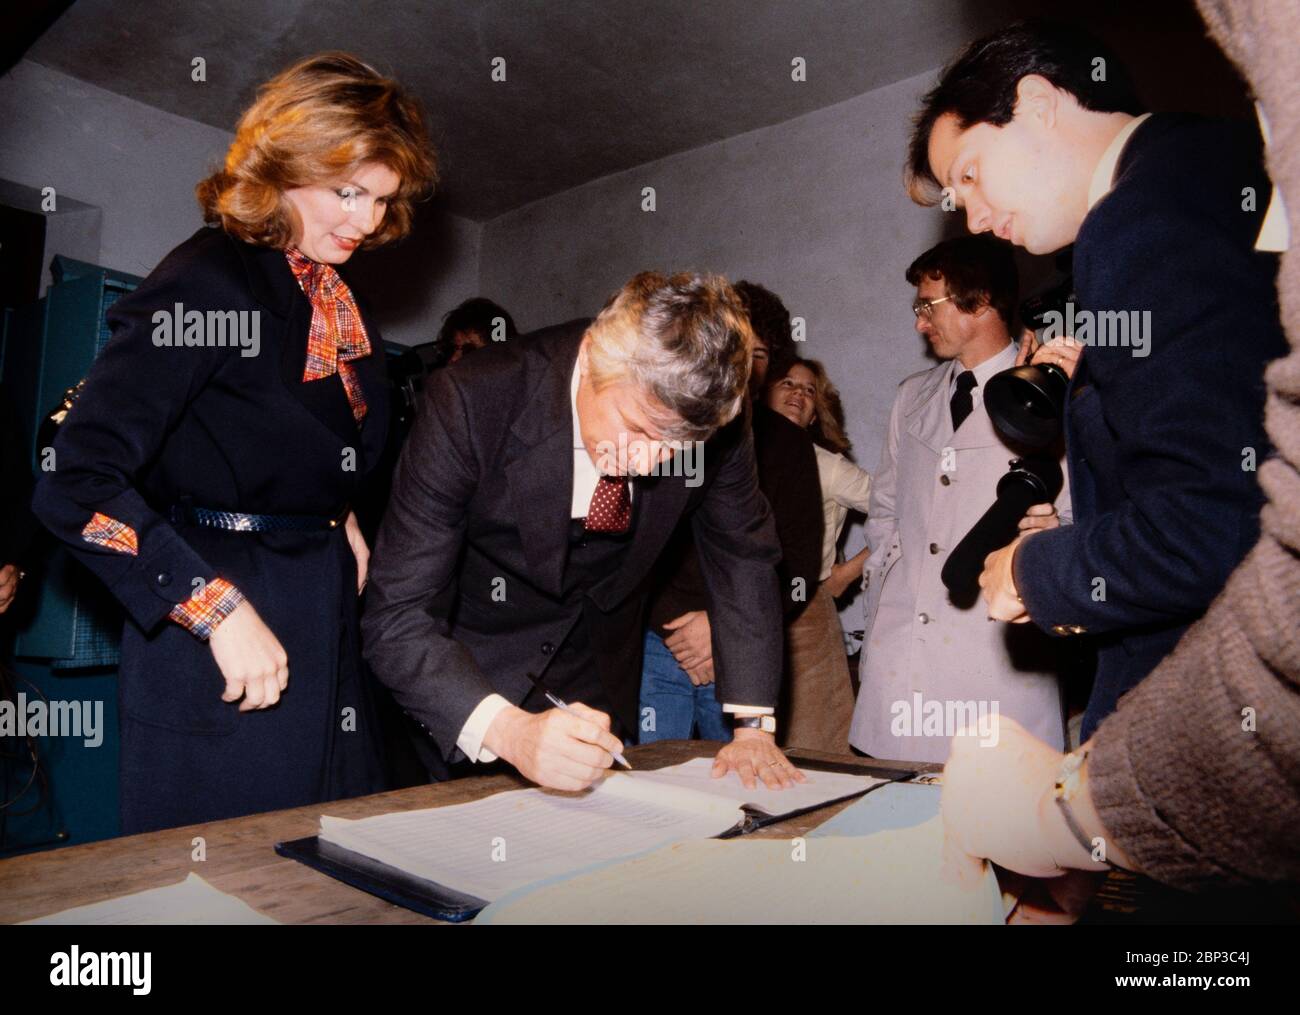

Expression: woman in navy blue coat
xmin=33 ymin=53 xmax=438 ymax=834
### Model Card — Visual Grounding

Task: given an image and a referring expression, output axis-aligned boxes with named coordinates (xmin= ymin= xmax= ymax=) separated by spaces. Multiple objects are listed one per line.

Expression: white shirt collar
xmin=1254 ymin=103 xmax=1290 ymax=252
xmin=570 ymin=356 xmax=582 ymax=435
xmin=570 ymin=361 xmax=597 ymax=518
xmin=1087 ymin=112 xmax=1152 ymax=213
xmin=570 ymin=358 xmax=634 ymax=517
xmin=950 ymin=339 xmax=1016 ymax=395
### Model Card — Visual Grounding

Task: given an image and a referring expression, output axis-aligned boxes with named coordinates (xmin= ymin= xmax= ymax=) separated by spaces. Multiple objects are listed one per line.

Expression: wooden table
xmin=0 ymin=741 xmax=934 ymax=924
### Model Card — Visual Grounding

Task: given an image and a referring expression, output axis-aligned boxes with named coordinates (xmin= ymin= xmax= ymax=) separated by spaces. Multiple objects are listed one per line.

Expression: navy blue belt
xmin=169 ymin=502 xmax=348 ymax=532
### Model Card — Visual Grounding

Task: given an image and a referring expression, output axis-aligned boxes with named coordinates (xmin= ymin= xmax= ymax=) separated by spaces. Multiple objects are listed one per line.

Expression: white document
xmin=24 ymin=873 xmax=278 ymax=925
xmin=319 ymin=777 xmax=740 ymax=902
xmin=318 ymin=760 xmax=883 ymax=903
xmin=478 ymin=817 xmax=1005 ymax=925
xmin=627 ymin=756 xmax=886 ymax=814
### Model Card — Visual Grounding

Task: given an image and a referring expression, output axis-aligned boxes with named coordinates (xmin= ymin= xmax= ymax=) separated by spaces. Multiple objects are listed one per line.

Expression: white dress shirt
xmin=948 ymin=340 xmax=1017 ymax=421
xmin=1086 ymin=112 xmax=1152 ymax=212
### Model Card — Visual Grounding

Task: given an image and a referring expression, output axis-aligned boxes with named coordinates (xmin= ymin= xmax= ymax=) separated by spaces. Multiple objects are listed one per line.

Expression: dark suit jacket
xmin=361 ymin=320 xmax=784 ymax=760
xmin=32 ymin=226 xmax=390 ymax=831
xmin=647 ymin=403 xmax=824 ymax=636
xmin=1015 ymin=114 xmax=1287 ymax=738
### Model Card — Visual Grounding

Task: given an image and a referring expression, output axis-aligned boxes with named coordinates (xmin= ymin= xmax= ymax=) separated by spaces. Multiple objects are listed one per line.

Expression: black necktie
xmin=950 ymin=370 xmax=977 ymax=432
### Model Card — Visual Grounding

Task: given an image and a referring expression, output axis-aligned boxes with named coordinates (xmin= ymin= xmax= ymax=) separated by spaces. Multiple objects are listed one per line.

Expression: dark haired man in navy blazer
xmin=908 ymin=21 xmax=1287 ymax=742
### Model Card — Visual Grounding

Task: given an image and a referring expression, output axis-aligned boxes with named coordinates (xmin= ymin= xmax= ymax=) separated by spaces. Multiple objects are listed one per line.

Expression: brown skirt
xmin=778 ymin=583 xmax=855 ymax=755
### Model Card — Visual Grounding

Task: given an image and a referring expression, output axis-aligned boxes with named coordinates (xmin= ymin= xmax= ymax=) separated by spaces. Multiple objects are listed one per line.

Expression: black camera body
xmin=983 ymin=275 xmax=1076 ymax=449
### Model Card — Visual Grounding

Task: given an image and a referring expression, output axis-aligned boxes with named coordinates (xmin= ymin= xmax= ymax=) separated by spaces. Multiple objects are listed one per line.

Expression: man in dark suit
xmin=906 ymin=21 xmax=1287 ymax=740
xmin=362 ymin=272 xmax=803 ymax=792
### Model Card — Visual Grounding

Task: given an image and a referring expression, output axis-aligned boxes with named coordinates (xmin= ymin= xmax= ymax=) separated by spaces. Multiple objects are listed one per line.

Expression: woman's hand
xmin=0 ymin=564 xmax=20 ymax=614
xmin=344 ymin=510 xmax=369 ymax=594
xmin=209 ymin=600 xmax=289 ymax=711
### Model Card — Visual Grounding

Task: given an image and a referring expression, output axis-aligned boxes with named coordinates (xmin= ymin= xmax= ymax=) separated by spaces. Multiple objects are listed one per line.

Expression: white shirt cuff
xmin=722 ymin=704 xmax=775 ymax=716
xmin=456 ymin=693 xmax=512 ymax=763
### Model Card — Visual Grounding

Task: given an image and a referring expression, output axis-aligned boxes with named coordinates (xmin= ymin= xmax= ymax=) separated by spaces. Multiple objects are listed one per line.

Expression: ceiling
xmin=24 ymin=0 xmax=1029 ymax=220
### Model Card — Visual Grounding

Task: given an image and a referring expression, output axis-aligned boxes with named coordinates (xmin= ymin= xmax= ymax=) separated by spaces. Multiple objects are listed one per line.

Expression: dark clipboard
xmin=274 ymin=758 xmax=922 ymax=922
xmin=274 ymin=835 xmax=489 ymax=923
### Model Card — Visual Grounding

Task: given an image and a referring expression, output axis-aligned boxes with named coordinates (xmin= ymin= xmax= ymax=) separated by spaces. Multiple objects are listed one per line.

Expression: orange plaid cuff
xmin=81 ymin=512 xmax=139 ymax=555
xmin=168 ymin=577 xmax=246 ymax=640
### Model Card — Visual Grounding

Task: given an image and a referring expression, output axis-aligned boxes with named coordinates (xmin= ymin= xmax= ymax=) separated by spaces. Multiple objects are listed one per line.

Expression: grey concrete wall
xmin=0 ymin=60 xmax=232 ymax=280
xmin=478 ymin=69 xmax=1027 ymax=621
xmin=0 ymin=60 xmax=481 ymax=346
xmin=481 ymin=69 xmax=961 ymax=479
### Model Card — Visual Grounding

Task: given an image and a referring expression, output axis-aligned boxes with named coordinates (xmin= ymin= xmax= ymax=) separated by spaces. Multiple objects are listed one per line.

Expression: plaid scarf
xmin=284 ymin=247 xmax=371 ymax=423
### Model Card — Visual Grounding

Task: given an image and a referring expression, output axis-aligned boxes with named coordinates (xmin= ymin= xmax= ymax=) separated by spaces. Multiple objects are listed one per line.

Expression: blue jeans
xmin=638 ymin=631 xmax=732 ymax=743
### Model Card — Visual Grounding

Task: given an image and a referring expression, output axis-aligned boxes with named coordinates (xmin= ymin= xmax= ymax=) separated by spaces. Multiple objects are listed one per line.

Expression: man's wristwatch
xmin=1054 ymin=747 xmax=1126 ymax=871
xmin=733 ymin=715 xmax=777 ymax=734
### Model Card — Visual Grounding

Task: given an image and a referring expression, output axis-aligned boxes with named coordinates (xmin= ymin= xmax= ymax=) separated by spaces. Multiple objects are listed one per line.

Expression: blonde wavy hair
xmin=196 ymin=52 xmax=437 ymax=249
xmin=770 ymin=358 xmax=853 ymax=456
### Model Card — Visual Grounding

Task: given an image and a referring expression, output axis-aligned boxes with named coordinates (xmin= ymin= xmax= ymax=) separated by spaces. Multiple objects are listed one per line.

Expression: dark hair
xmin=734 ymin=280 xmax=796 ymax=379
xmin=905 ymin=234 xmax=1019 ymax=329
xmin=906 ymin=20 xmax=1143 ymax=203
xmin=437 ymin=297 xmax=517 ymax=351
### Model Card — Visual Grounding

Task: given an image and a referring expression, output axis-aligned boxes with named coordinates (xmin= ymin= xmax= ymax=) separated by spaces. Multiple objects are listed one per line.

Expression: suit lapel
xmin=949 ymin=400 xmax=1000 ymax=450
xmin=236 ymin=242 xmax=360 ymax=448
xmin=348 ymin=298 xmax=390 ymax=473
xmin=588 ymin=470 xmax=692 ymax=609
xmin=907 ymin=361 xmax=956 ymax=454
xmin=504 ymin=333 xmax=581 ymax=600
xmin=589 ymin=414 xmax=749 ymax=610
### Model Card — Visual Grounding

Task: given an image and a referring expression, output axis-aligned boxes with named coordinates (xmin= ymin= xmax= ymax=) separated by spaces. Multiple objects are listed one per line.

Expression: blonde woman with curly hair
xmin=765 ymin=358 xmax=872 ymax=752
xmin=34 ymin=52 xmax=438 ymax=833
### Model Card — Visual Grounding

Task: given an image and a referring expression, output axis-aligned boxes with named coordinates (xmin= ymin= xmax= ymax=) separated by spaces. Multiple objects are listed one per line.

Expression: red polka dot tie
xmin=584 ymin=475 xmax=632 ymax=533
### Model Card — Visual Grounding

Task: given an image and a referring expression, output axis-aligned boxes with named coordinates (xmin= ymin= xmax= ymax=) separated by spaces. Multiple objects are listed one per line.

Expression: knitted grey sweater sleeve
xmin=1087 ymin=0 xmax=1300 ymax=891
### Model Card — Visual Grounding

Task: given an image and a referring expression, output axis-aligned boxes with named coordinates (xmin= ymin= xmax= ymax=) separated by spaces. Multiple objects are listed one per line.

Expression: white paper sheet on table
xmin=629 ymin=756 xmax=886 ymax=814
xmin=477 ymin=816 xmax=1004 ymax=924
xmin=318 ymin=758 xmax=883 ymax=902
xmin=24 ymin=872 xmax=278 ymax=925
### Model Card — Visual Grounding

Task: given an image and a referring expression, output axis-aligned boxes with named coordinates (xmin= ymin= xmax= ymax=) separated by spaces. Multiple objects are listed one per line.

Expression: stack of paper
xmin=318 ymin=758 xmax=882 ymax=902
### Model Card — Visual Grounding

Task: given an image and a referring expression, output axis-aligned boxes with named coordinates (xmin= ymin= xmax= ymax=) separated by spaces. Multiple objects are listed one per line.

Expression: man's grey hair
xmin=586 ymin=271 xmax=754 ymax=442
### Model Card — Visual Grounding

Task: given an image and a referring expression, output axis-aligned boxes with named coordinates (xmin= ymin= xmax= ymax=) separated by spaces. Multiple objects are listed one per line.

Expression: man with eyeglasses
xmin=848 ymin=233 xmax=1072 ymax=763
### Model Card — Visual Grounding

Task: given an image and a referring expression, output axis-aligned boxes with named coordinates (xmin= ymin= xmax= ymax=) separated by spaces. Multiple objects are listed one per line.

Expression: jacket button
xmin=917 ymin=613 xmax=930 ymax=624
xmin=939 ymin=474 xmax=951 ymax=486
xmin=929 ymin=543 xmax=940 ymax=554
xmin=156 ymin=572 xmax=172 ymax=587
xmin=541 ymin=642 xmax=555 ymax=655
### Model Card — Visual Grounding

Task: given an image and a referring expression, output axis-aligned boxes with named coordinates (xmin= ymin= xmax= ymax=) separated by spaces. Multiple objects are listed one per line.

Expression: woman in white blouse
xmin=765 ymin=359 xmax=872 ymax=752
